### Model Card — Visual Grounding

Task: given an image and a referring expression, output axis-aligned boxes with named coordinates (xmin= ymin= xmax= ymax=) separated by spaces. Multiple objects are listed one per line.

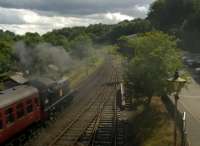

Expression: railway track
xmin=45 ymin=62 xmax=124 ymax=146
xmin=3 ymin=62 xmax=109 ymax=146
xmin=76 ymin=69 xmax=125 ymax=146
xmin=3 ymin=61 xmax=111 ymax=146
xmin=44 ymin=65 xmax=112 ymax=146
xmin=47 ymin=86 xmax=109 ymax=146
xmin=11 ymin=58 xmax=125 ymax=146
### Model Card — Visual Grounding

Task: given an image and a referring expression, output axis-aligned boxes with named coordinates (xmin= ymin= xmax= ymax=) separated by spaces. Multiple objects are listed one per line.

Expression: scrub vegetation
xmin=0 ymin=0 xmax=196 ymax=145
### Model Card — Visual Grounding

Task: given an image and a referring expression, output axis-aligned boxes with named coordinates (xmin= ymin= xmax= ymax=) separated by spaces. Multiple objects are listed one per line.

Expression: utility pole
xmin=174 ymin=94 xmax=179 ymax=146
xmin=168 ymin=70 xmax=186 ymax=146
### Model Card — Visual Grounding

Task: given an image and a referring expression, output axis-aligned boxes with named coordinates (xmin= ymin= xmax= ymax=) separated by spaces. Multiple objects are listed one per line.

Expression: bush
xmin=124 ymin=32 xmax=182 ymax=104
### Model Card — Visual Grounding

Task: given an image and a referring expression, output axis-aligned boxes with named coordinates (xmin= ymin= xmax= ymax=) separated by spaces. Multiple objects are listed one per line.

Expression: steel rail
xmin=47 ymin=62 xmax=115 ymax=146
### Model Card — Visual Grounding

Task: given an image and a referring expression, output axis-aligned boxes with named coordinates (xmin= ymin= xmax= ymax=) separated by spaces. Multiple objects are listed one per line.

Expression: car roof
xmin=0 ymin=85 xmax=38 ymax=109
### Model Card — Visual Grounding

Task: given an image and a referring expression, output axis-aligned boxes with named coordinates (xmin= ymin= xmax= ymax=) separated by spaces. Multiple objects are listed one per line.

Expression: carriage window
xmin=0 ymin=120 xmax=3 ymax=129
xmin=35 ymin=98 xmax=39 ymax=106
xmin=16 ymin=103 xmax=24 ymax=119
xmin=0 ymin=114 xmax=2 ymax=129
xmin=59 ymin=89 xmax=63 ymax=97
xmin=26 ymin=100 xmax=33 ymax=113
xmin=5 ymin=108 xmax=14 ymax=124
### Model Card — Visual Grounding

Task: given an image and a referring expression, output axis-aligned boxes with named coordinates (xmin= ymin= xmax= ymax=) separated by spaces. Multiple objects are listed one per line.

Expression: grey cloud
xmin=0 ymin=7 xmax=25 ymax=24
xmin=0 ymin=0 xmax=155 ymax=34
xmin=0 ymin=7 xmax=134 ymax=34
xmin=0 ymin=0 xmax=155 ymax=16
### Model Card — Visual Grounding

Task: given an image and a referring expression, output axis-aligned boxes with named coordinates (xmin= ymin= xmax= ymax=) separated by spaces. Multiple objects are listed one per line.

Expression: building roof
xmin=126 ymin=34 xmax=137 ymax=38
xmin=9 ymin=72 xmax=28 ymax=84
xmin=0 ymin=85 xmax=38 ymax=109
xmin=29 ymin=77 xmax=56 ymax=91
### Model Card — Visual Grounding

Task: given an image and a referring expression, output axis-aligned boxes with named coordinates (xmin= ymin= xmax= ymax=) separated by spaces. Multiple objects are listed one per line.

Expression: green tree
xmin=109 ymin=19 xmax=153 ymax=42
xmin=23 ymin=32 xmax=42 ymax=47
xmin=148 ymin=0 xmax=193 ymax=32
xmin=69 ymin=34 xmax=93 ymax=60
xmin=0 ymin=41 xmax=13 ymax=73
xmin=43 ymin=33 xmax=69 ymax=48
xmin=147 ymin=0 xmax=200 ymax=52
xmin=181 ymin=2 xmax=200 ymax=52
xmin=86 ymin=23 xmax=113 ymax=43
xmin=0 ymin=30 xmax=15 ymax=42
xmin=124 ymin=32 xmax=182 ymax=104
xmin=117 ymin=35 xmax=137 ymax=59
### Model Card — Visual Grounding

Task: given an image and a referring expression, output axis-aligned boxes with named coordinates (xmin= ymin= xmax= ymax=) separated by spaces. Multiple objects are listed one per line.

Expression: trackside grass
xmin=129 ymin=97 xmax=181 ymax=146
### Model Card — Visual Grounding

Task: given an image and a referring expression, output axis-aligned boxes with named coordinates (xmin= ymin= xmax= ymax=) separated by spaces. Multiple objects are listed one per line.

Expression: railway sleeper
xmin=93 ymin=141 xmax=112 ymax=145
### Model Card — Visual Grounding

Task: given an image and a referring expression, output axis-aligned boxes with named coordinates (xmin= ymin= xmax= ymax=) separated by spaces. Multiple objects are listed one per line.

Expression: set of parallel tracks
xmin=4 ymin=59 xmax=124 ymax=146
xmin=46 ymin=62 xmax=125 ymax=146
xmin=76 ymin=68 xmax=125 ymax=146
xmin=45 ymin=63 xmax=112 ymax=146
xmin=4 ymin=62 xmax=110 ymax=146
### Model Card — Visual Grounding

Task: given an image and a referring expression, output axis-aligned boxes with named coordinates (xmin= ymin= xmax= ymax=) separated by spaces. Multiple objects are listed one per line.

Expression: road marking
xmin=170 ymin=95 xmax=200 ymax=146
xmin=180 ymin=95 xmax=200 ymax=99
xmin=179 ymin=100 xmax=200 ymax=123
xmin=178 ymin=100 xmax=200 ymax=146
xmin=169 ymin=95 xmax=200 ymax=122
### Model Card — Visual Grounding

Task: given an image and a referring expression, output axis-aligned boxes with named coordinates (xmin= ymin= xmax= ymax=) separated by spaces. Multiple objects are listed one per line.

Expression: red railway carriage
xmin=0 ymin=85 xmax=41 ymax=144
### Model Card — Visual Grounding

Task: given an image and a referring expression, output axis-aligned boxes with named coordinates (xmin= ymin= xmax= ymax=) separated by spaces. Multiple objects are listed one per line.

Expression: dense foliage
xmin=108 ymin=19 xmax=153 ymax=43
xmin=124 ymin=32 xmax=182 ymax=104
xmin=148 ymin=0 xmax=200 ymax=52
xmin=2 ymin=0 xmax=199 ymax=76
xmin=69 ymin=34 xmax=93 ymax=59
xmin=0 ymin=19 xmax=153 ymax=74
xmin=0 ymin=30 xmax=16 ymax=73
xmin=0 ymin=42 xmax=13 ymax=73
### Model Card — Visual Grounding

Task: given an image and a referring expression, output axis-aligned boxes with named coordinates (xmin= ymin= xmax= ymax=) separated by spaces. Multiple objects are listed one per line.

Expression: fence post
xmin=181 ymin=112 xmax=187 ymax=146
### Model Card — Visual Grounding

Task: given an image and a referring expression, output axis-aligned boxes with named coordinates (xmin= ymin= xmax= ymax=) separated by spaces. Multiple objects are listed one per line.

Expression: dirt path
xmin=25 ymin=59 xmax=120 ymax=146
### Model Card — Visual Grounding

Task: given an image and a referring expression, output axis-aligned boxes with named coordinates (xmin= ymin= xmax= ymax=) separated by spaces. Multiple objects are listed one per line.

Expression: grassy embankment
xmin=105 ymin=43 xmax=180 ymax=146
xmin=66 ymin=45 xmax=114 ymax=88
xmin=128 ymin=96 xmax=181 ymax=146
xmin=66 ymin=57 xmax=102 ymax=88
xmin=106 ymin=44 xmax=124 ymax=68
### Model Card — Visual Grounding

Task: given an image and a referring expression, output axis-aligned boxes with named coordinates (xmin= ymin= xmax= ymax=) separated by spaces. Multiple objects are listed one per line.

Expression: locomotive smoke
xmin=14 ymin=41 xmax=75 ymax=79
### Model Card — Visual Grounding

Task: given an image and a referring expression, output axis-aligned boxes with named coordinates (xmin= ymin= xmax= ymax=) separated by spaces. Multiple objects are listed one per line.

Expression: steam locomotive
xmin=0 ymin=77 xmax=73 ymax=144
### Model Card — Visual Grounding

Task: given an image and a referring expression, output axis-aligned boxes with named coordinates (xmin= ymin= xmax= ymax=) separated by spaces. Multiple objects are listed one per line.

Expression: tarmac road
xmin=178 ymin=75 xmax=200 ymax=146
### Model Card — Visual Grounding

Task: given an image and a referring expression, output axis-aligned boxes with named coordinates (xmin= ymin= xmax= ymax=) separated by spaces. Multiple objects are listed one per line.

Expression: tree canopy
xmin=148 ymin=0 xmax=200 ymax=52
xmin=124 ymin=32 xmax=182 ymax=103
xmin=69 ymin=34 xmax=93 ymax=60
xmin=0 ymin=41 xmax=13 ymax=73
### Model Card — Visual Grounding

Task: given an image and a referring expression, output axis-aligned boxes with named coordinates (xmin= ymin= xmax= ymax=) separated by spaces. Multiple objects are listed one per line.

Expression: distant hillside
xmin=0 ymin=19 xmax=153 ymax=74
xmin=148 ymin=0 xmax=200 ymax=52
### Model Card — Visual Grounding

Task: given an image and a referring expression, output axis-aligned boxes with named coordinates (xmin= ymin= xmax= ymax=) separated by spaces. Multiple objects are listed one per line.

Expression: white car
xmin=186 ymin=59 xmax=194 ymax=66
xmin=195 ymin=67 xmax=200 ymax=74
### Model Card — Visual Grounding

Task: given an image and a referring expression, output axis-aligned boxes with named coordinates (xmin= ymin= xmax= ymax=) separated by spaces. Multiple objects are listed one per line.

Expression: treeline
xmin=1 ymin=0 xmax=200 ymax=73
xmin=0 ymin=19 xmax=153 ymax=74
xmin=148 ymin=0 xmax=200 ymax=52
xmin=123 ymin=32 xmax=182 ymax=105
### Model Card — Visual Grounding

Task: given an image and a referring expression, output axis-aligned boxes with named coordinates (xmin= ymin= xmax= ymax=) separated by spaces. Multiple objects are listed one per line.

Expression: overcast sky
xmin=0 ymin=0 xmax=155 ymax=35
